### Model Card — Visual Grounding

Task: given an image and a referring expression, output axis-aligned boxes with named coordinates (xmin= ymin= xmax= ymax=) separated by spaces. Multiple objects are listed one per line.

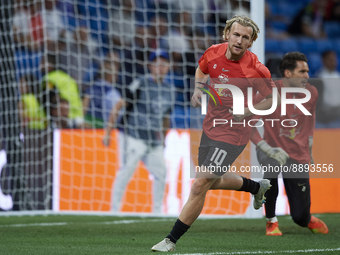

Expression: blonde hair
xmin=223 ymin=15 xmax=260 ymax=42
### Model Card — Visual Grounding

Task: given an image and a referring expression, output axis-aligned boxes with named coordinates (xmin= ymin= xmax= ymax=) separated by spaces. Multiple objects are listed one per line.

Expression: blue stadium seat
xmin=271 ymin=21 xmax=288 ymax=31
xmin=332 ymin=39 xmax=340 ymax=55
xmin=298 ymin=38 xmax=317 ymax=54
xmin=324 ymin=22 xmax=340 ymax=39
xmin=15 ymin=50 xmax=42 ymax=80
xmin=171 ymin=105 xmax=189 ymax=129
xmin=268 ymin=3 xmax=280 ymax=15
xmin=306 ymin=53 xmax=322 ymax=77
xmin=76 ymin=0 xmax=109 ymax=44
xmin=316 ymin=40 xmax=334 ymax=54
xmin=277 ymin=2 xmax=299 ymax=19
xmin=57 ymin=1 xmax=77 ymax=29
xmin=266 ymin=0 xmax=278 ymax=4
xmin=280 ymin=0 xmax=306 ymax=3
xmin=291 ymin=0 xmax=312 ymax=5
xmin=265 ymin=39 xmax=280 ymax=53
xmin=279 ymin=39 xmax=299 ymax=53
xmin=268 ymin=0 xmax=305 ymax=17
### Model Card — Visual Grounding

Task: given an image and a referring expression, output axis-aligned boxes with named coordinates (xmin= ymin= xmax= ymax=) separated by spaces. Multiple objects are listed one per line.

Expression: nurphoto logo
xmin=198 ymin=81 xmax=312 ymax=128
xmin=199 ymin=82 xmax=311 ymax=116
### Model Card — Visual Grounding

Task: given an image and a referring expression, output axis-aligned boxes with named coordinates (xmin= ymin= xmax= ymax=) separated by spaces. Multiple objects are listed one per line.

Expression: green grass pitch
xmin=0 ymin=214 xmax=339 ymax=255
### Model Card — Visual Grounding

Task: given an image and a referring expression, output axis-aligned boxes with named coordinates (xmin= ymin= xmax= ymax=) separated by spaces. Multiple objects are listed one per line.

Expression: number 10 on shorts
xmin=210 ymin=148 xmax=228 ymax=166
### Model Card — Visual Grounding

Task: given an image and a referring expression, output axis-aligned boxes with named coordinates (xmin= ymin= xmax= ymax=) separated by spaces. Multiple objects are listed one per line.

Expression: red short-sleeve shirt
xmin=199 ymin=43 xmax=276 ymax=146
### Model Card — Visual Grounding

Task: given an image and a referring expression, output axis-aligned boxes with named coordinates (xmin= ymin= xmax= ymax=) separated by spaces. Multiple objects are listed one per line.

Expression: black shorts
xmin=198 ymin=132 xmax=246 ymax=176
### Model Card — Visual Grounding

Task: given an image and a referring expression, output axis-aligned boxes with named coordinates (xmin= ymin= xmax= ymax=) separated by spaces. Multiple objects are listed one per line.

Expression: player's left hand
xmin=191 ymin=89 xmax=203 ymax=107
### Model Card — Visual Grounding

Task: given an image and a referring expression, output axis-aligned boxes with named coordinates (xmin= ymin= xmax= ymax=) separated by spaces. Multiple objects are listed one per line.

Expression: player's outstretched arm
xmin=191 ymin=66 xmax=209 ymax=107
xmin=103 ymin=98 xmax=126 ymax=146
xmin=251 ymin=92 xmax=281 ymax=114
xmin=250 ymin=126 xmax=289 ymax=166
xmin=230 ymin=92 xmax=280 ymax=122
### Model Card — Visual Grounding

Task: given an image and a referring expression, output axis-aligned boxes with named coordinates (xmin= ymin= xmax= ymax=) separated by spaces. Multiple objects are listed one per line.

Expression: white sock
xmin=266 ymin=217 xmax=278 ymax=223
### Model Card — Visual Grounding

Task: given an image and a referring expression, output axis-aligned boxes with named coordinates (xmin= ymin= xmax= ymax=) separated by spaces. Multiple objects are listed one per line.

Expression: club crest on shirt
xmin=218 ymin=73 xmax=229 ymax=83
xmin=279 ymin=127 xmax=301 ymax=139
xmin=218 ymin=88 xmax=232 ymax=97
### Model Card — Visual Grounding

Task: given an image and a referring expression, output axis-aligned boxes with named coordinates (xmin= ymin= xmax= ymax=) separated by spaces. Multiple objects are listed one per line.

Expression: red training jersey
xmin=253 ymin=80 xmax=318 ymax=163
xmin=198 ymin=43 xmax=275 ymax=146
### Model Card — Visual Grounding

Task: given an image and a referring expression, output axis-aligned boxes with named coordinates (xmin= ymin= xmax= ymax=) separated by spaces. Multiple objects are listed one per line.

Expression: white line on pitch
xmin=0 ymin=218 xmax=172 ymax=228
xmin=173 ymin=248 xmax=340 ymax=255
xmin=0 ymin=222 xmax=68 ymax=227
xmin=99 ymin=218 xmax=173 ymax=225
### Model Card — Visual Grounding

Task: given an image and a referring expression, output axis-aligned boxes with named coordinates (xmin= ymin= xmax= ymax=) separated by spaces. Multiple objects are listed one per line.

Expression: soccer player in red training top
xmin=250 ymin=52 xmax=329 ymax=236
xmin=152 ymin=15 xmax=280 ymax=252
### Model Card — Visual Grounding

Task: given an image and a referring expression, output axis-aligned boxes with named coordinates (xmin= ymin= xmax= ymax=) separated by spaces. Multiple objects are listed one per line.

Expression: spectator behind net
xmin=18 ymin=74 xmax=46 ymax=130
xmin=40 ymin=53 xmax=84 ymax=127
xmin=82 ymin=51 xmax=122 ymax=128
xmin=41 ymin=88 xmax=74 ymax=129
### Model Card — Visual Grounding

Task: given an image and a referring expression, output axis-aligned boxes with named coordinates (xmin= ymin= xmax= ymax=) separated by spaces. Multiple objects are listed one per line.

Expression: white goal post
xmin=0 ymin=0 xmax=269 ymax=218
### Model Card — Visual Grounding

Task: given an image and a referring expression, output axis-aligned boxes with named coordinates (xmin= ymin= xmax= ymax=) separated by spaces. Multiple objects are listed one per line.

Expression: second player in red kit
xmin=251 ymin=52 xmax=328 ymax=236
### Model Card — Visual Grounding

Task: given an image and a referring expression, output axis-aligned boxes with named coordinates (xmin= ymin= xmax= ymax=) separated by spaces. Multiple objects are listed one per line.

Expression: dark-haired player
xmin=250 ymin=52 xmax=328 ymax=236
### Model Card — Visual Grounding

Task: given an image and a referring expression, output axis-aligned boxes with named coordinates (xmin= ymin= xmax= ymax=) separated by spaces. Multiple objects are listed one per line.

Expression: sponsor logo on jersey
xmin=218 ymin=73 xmax=229 ymax=83
xmin=219 ymin=88 xmax=232 ymax=97
xmin=279 ymin=127 xmax=301 ymax=139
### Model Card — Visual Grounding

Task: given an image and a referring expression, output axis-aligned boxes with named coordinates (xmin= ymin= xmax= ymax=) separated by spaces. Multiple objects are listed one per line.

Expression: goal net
xmin=0 ymin=0 xmax=265 ymax=217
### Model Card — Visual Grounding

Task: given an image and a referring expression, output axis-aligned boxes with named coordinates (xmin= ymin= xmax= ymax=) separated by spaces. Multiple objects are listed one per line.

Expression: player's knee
xmin=291 ymin=211 xmax=310 ymax=227
xmin=191 ymin=178 xmax=213 ymax=197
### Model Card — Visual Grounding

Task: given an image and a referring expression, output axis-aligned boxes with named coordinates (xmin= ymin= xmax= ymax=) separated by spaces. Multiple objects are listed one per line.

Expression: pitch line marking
xmin=0 ymin=222 xmax=68 ymax=227
xmin=0 ymin=218 xmax=172 ymax=228
xmin=173 ymin=248 xmax=340 ymax=255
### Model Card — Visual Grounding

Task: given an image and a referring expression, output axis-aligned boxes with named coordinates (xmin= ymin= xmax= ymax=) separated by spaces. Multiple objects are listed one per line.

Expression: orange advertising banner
xmin=53 ymin=129 xmax=340 ymax=215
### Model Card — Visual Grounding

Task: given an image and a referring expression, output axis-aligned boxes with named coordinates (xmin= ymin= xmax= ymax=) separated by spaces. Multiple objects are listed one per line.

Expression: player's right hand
xmin=102 ymin=133 xmax=111 ymax=147
xmin=191 ymin=89 xmax=203 ymax=107
xmin=257 ymin=140 xmax=289 ymax=166
xmin=270 ymin=147 xmax=290 ymax=166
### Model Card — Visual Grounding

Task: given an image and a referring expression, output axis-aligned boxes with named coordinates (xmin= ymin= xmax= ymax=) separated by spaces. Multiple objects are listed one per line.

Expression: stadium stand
xmin=12 ymin=0 xmax=340 ymax=129
xmin=12 ymin=0 xmax=340 ymax=130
